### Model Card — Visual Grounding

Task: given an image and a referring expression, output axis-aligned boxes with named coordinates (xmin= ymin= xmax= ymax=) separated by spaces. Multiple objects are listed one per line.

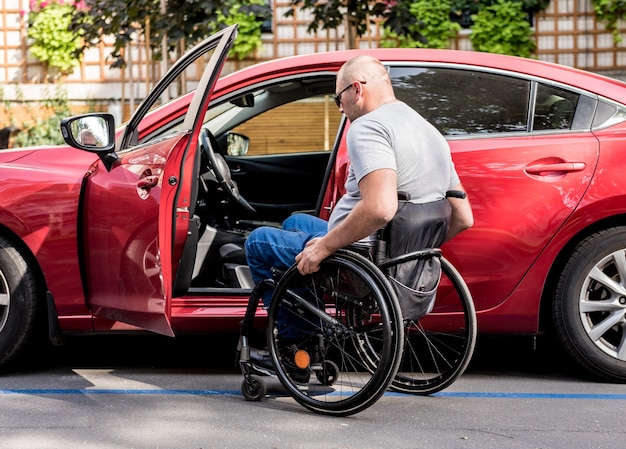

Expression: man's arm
xmin=296 ymin=168 xmax=397 ymax=274
xmin=444 ymin=182 xmax=474 ymax=243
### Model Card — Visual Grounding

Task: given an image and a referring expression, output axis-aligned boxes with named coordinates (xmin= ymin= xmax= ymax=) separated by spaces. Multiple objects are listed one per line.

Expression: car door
xmin=387 ymin=65 xmax=599 ymax=312
xmin=80 ymin=26 xmax=237 ymax=336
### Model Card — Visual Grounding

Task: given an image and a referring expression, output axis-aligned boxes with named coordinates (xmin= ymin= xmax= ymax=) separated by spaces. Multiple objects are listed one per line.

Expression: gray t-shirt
xmin=328 ymin=101 xmax=459 ymax=237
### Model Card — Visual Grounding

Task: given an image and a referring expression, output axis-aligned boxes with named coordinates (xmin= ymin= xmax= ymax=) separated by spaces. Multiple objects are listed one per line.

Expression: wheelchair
xmin=237 ymin=193 xmax=476 ymax=417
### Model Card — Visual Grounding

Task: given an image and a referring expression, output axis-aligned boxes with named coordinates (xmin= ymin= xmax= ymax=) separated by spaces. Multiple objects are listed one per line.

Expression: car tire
xmin=553 ymin=227 xmax=626 ymax=382
xmin=0 ymin=235 xmax=40 ymax=369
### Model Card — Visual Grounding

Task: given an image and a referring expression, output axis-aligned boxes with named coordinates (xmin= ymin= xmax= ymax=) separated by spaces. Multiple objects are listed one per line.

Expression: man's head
xmin=79 ymin=129 xmax=96 ymax=146
xmin=334 ymin=55 xmax=396 ymax=121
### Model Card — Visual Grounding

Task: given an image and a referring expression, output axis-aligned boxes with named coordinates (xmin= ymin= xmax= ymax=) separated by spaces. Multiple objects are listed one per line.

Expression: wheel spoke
xmin=580 ymin=298 xmax=623 ymax=313
xmin=0 ymin=292 xmax=9 ymax=307
xmin=588 ymin=311 xmax=624 ymax=342
xmin=589 ymin=266 xmax=626 ymax=297
xmin=614 ymin=250 xmax=626 ymax=287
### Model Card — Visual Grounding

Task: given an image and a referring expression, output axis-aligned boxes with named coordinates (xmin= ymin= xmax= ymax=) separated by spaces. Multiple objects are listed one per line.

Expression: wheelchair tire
xmin=266 ymin=249 xmax=403 ymax=417
xmin=390 ymin=256 xmax=477 ymax=394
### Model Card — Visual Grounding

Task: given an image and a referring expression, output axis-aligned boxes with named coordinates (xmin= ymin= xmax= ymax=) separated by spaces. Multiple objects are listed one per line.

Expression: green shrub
xmin=591 ymin=0 xmax=626 ymax=43
xmin=209 ymin=0 xmax=267 ymax=60
xmin=26 ymin=0 xmax=83 ymax=78
xmin=470 ymin=0 xmax=536 ymax=57
xmin=4 ymin=85 xmax=74 ymax=147
xmin=381 ymin=0 xmax=461 ymax=49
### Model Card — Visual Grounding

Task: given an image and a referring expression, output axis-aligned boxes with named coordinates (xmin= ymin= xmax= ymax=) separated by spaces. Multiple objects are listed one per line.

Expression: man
xmin=79 ymin=129 xmax=96 ymax=146
xmin=244 ymin=54 xmax=473 ymax=380
xmin=245 ymin=54 xmax=472 ymax=288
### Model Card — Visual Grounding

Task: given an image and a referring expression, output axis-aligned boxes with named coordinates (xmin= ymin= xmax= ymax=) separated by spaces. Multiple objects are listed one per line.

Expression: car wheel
xmin=553 ymin=227 xmax=626 ymax=382
xmin=0 ymin=235 xmax=40 ymax=369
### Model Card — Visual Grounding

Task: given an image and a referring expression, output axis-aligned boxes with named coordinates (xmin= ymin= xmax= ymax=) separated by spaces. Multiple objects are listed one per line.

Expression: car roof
xmin=216 ymin=48 xmax=626 ymax=104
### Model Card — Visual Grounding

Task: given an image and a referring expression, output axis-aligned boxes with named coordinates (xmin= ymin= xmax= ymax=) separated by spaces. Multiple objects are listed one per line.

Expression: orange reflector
xmin=294 ymin=350 xmax=311 ymax=369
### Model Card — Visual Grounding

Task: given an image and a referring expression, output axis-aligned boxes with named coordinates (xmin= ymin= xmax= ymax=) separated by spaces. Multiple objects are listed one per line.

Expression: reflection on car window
xmin=228 ymin=94 xmax=340 ymax=155
xmin=390 ymin=66 xmax=530 ymax=135
xmin=533 ymin=84 xmax=580 ymax=131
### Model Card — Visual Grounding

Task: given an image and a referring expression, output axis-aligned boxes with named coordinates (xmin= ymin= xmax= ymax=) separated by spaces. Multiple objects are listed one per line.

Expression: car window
xmin=592 ymin=98 xmax=626 ymax=129
xmin=122 ymin=28 xmax=233 ymax=151
xmin=533 ymin=83 xmax=580 ymax=131
xmin=228 ymin=94 xmax=341 ymax=155
xmin=390 ymin=66 xmax=530 ymax=135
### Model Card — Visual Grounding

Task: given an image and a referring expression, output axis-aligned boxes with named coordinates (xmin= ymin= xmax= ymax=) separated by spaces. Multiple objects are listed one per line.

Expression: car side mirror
xmin=227 ymin=132 xmax=250 ymax=156
xmin=60 ymin=113 xmax=118 ymax=170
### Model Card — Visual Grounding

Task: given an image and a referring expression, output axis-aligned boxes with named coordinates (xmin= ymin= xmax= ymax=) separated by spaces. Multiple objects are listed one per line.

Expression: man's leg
xmin=245 ymin=214 xmax=328 ymax=291
xmin=244 ymin=214 xmax=327 ymax=347
xmin=282 ymin=213 xmax=328 ymax=235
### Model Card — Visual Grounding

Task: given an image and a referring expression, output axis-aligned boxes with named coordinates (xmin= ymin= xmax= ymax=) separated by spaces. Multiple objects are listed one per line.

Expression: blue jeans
xmin=245 ymin=213 xmax=328 ymax=305
xmin=245 ymin=214 xmax=328 ymax=341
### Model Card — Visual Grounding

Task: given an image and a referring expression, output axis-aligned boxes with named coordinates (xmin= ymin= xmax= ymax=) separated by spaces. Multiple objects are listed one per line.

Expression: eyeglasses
xmin=333 ymin=80 xmax=366 ymax=107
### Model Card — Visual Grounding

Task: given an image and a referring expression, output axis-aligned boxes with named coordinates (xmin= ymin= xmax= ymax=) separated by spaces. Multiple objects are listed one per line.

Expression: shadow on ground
xmin=8 ymin=331 xmax=580 ymax=380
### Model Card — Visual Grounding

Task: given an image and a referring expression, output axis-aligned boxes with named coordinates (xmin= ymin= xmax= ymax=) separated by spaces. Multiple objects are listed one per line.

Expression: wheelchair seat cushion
xmin=382 ymin=198 xmax=451 ymax=321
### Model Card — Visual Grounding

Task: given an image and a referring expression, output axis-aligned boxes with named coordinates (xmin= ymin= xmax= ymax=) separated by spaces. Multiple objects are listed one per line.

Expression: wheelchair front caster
xmin=242 ymin=375 xmax=266 ymax=401
xmin=315 ymin=360 xmax=339 ymax=386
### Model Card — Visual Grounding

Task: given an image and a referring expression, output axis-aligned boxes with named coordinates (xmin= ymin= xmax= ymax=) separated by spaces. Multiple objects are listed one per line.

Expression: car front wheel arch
xmin=0 ymin=234 xmax=44 ymax=370
xmin=553 ymin=226 xmax=626 ymax=382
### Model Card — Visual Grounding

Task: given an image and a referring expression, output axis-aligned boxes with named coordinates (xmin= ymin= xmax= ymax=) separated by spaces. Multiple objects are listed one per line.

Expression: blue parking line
xmin=1 ymin=389 xmax=625 ymax=400
xmin=0 ymin=389 xmax=241 ymax=396
xmin=432 ymin=391 xmax=626 ymax=400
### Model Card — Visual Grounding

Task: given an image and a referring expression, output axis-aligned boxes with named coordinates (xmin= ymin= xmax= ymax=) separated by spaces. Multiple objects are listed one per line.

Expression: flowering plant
xmin=24 ymin=0 xmax=86 ymax=78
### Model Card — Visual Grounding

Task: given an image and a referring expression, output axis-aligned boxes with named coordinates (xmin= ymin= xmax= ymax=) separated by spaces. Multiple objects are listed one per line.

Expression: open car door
xmin=72 ymin=26 xmax=238 ymax=336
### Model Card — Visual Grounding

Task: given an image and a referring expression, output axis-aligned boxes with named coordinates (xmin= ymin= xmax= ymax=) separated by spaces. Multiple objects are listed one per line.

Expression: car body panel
xmin=82 ymin=134 xmax=189 ymax=336
xmin=443 ymin=132 xmax=599 ymax=311
xmin=0 ymin=147 xmax=97 ymax=318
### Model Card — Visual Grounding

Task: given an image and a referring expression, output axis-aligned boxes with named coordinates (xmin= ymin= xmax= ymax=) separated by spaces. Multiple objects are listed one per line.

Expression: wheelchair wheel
xmin=266 ymin=249 xmax=403 ymax=417
xmin=391 ymin=256 xmax=476 ymax=394
xmin=315 ymin=360 xmax=339 ymax=386
xmin=241 ymin=375 xmax=266 ymax=401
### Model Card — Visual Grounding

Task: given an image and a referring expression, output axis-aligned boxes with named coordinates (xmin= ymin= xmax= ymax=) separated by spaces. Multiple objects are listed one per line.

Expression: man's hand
xmin=295 ymin=237 xmax=333 ymax=275
xmin=295 ymin=168 xmax=398 ymax=275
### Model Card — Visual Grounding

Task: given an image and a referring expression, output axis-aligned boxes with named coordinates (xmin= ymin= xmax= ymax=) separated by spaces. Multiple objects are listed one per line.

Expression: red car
xmin=1 ymin=25 xmax=625 ymax=382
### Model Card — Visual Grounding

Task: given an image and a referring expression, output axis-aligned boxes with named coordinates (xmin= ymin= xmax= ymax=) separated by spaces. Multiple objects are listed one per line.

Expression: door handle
xmin=138 ymin=175 xmax=159 ymax=189
xmin=525 ymin=162 xmax=586 ymax=175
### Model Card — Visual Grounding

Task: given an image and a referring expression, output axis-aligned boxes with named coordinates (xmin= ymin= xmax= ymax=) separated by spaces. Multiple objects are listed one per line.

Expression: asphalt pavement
xmin=0 ymin=334 xmax=624 ymax=449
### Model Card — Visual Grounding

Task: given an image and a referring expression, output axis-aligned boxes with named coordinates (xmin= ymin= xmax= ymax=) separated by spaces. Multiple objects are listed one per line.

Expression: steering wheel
xmin=200 ymin=128 xmax=256 ymax=213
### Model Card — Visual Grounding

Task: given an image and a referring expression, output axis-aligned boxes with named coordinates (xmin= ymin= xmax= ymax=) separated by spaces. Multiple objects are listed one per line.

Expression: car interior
xmin=186 ymin=76 xmax=340 ymax=293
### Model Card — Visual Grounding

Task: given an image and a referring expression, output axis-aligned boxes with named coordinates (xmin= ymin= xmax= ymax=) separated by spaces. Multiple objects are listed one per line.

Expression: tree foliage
xmin=207 ymin=0 xmax=268 ymax=60
xmin=289 ymin=0 xmax=550 ymax=50
xmin=470 ymin=0 xmax=536 ymax=57
xmin=286 ymin=1 xmax=394 ymax=48
xmin=591 ymin=0 xmax=626 ymax=43
xmin=381 ymin=0 xmax=461 ymax=49
xmin=70 ymin=0 xmax=270 ymax=68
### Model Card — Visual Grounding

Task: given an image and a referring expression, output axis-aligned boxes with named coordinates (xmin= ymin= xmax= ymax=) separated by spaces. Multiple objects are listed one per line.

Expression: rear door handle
xmin=525 ymin=162 xmax=586 ymax=175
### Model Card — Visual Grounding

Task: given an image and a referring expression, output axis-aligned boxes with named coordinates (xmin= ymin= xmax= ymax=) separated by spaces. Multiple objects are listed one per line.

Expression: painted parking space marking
xmin=1 ymin=389 xmax=625 ymax=400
